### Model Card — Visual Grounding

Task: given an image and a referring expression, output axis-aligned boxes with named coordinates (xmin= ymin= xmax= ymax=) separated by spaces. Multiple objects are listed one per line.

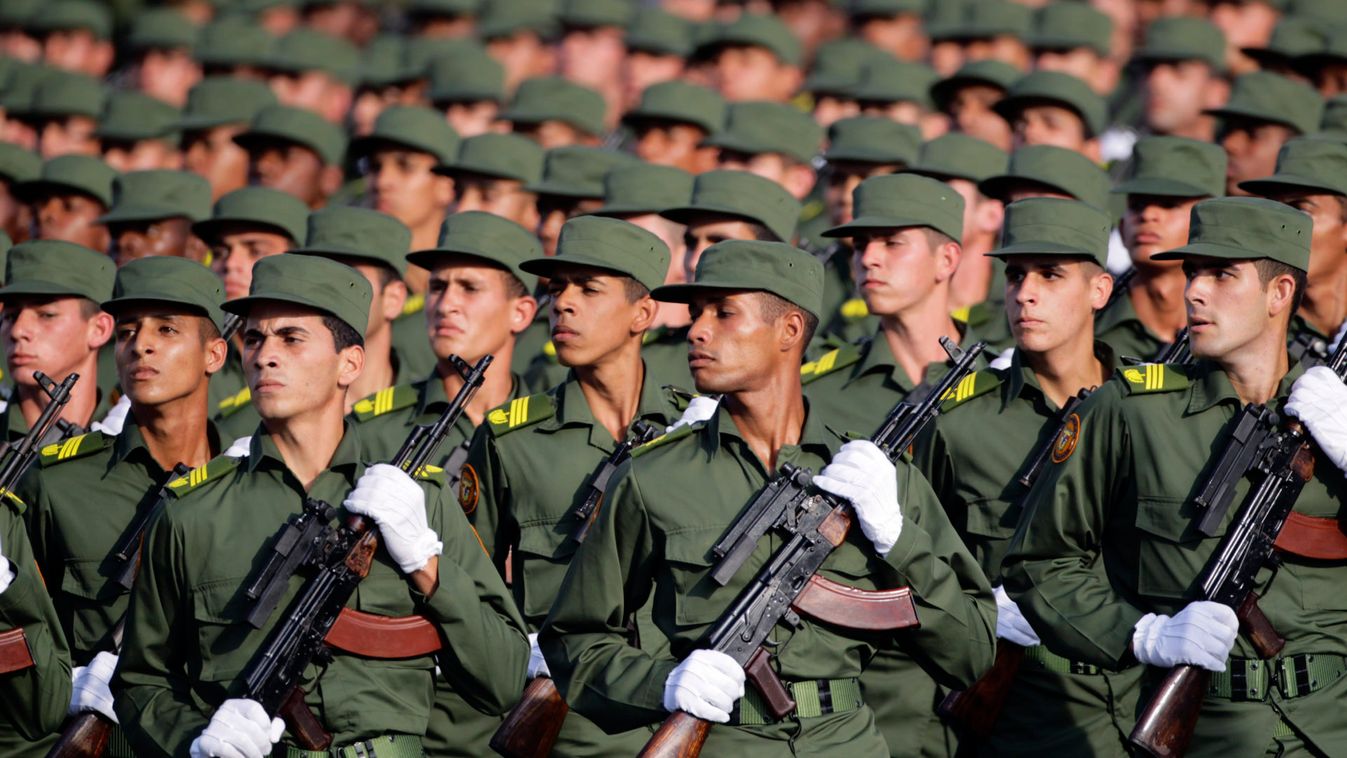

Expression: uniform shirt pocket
xmin=663 ymin=527 xmax=731 ymax=627
xmin=190 ymin=576 xmax=259 ymax=684
xmin=514 ymin=522 xmax=579 ymax=620
xmin=1133 ymin=496 xmax=1221 ymax=601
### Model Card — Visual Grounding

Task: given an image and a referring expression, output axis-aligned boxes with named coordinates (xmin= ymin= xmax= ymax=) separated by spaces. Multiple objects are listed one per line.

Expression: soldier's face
xmin=824 ymin=162 xmax=897 ymax=226
xmin=1 ymin=296 xmax=111 ymax=388
xmin=110 ymin=218 xmax=195 ymax=266
xmin=1123 ymin=195 xmax=1201 ymax=265
xmin=246 ymin=141 xmax=329 ymax=207
xmin=454 ymin=175 xmax=539 ymax=230
xmin=1270 ymin=190 xmax=1347 ymax=283
xmin=1143 ymin=61 xmax=1215 ymax=135
xmin=686 ymin=291 xmax=789 ymax=395
xmin=443 ymin=101 xmax=499 ymax=138
xmin=32 ymin=192 xmax=110 ymax=251
xmin=1012 ymin=105 xmax=1089 ymax=154
xmin=537 ymin=197 xmax=602 ymax=257
xmin=242 ymin=306 xmax=364 ymax=422
xmin=102 ymin=139 xmax=181 ymax=173
xmin=947 ymin=84 xmax=1012 ymax=151
xmin=1005 ymin=257 xmax=1113 ymax=355
xmin=425 ymin=260 xmax=535 ymax=363
xmin=633 ymin=123 xmax=715 ymax=174
xmin=1219 ymin=119 xmax=1294 ymax=196
xmin=681 ymin=218 xmax=764 ymax=283
xmin=1182 ymin=257 xmax=1289 ymax=360
xmin=365 ymin=149 xmax=453 ymax=230
xmin=114 ymin=309 xmax=224 ymax=407
xmin=854 ymin=228 xmax=960 ymax=317
xmin=712 ymin=46 xmax=798 ymax=103
xmin=39 ymin=116 xmax=100 ymax=160
xmin=183 ymin=126 xmax=251 ymax=200
xmin=623 ymin=52 xmax=685 ymax=112
xmin=545 ymin=266 xmax=654 ymax=368
xmin=209 ymin=227 xmax=293 ymax=300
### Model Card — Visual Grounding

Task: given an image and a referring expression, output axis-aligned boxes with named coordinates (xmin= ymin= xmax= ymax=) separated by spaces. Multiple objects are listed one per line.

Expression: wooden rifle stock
xmin=45 ymin=712 xmax=112 ymax=758
xmin=937 ymin=642 xmax=1026 ymax=739
xmin=1129 ymin=665 xmax=1209 ymax=758
xmin=637 ymin=711 xmax=712 ymax=758
xmin=489 ymin=677 xmax=569 ymax=758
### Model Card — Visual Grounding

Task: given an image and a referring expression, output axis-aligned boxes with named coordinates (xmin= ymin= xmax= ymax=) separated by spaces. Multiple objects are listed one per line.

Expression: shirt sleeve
xmin=462 ymin=424 xmax=511 ymax=571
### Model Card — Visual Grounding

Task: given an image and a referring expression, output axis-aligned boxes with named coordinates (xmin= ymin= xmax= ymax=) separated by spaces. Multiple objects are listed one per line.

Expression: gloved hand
xmin=663 ymin=649 xmax=745 ymax=724
xmin=1131 ymin=601 xmax=1238 ymax=672
xmin=69 ymin=651 xmax=119 ymax=722
xmin=989 ymin=347 xmax=1016 ymax=371
xmin=993 ymin=586 xmax=1040 ymax=646
xmin=0 ymin=533 xmax=10 ymax=596
xmin=189 ymin=698 xmax=284 ymax=758
xmin=91 ymin=395 xmax=132 ymax=436
xmin=1286 ymin=366 xmax=1347 ymax=472
xmin=223 ymin=436 xmax=252 ymax=458
xmin=812 ymin=440 xmax=903 ymax=556
xmin=527 ymin=633 xmax=550 ymax=679
xmin=342 ymin=464 xmax=442 ymax=574
xmin=665 ymin=395 xmax=719 ymax=433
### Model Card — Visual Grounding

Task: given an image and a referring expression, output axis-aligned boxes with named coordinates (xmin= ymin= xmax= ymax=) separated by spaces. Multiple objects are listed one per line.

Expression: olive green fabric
xmin=1094 ymin=289 xmax=1171 ymax=364
xmin=804 ymin=38 xmax=887 ymax=96
xmin=1153 ymin=196 xmax=1312 ymax=270
xmin=592 ymin=163 xmax=693 ymax=216
xmin=440 ymin=133 xmax=545 ymax=184
xmin=696 ymin=12 xmax=802 ymax=66
xmin=522 ymin=216 xmax=670 ymax=291
xmin=1245 ymin=17 xmax=1327 ymax=68
xmin=233 ymin=104 xmax=347 ymax=166
xmin=826 ymin=173 xmax=965 ymax=242
xmin=1322 ymin=94 xmax=1347 ymax=134
xmin=0 ymin=241 xmax=113 ymax=302
xmin=525 ymin=146 xmax=634 ymax=199
xmin=0 ymin=61 xmax=47 ymax=116
xmin=622 ymin=80 xmax=726 ymax=134
xmin=223 ymin=254 xmax=373 ymax=338
xmin=930 ymin=59 xmax=1020 ymax=113
xmin=988 ymin=198 xmax=1112 ymax=268
xmin=993 ymin=70 xmax=1108 ymax=138
xmin=427 ymin=46 xmax=505 ymax=105
xmin=979 ymin=145 xmax=1111 ymax=212
xmin=26 ymin=70 xmax=104 ymax=121
xmin=28 ymin=0 xmax=111 ymax=39
xmin=702 ymin=100 xmax=823 ymax=164
xmin=406 ymin=0 xmax=479 ymax=18
xmin=653 ymin=239 xmax=825 ymax=320
xmin=1133 ymin=16 xmax=1227 ymax=71
xmin=15 ymin=155 xmax=116 ymax=207
xmin=177 ymin=77 xmax=277 ymax=132
xmin=126 ymin=7 xmax=198 ymax=52
xmin=0 ymin=0 xmax=40 ymax=27
xmin=95 ymin=91 xmax=181 ymax=144
xmin=625 ymin=7 xmax=695 ymax=57
xmin=849 ymin=0 xmax=926 ymax=18
xmin=501 ymin=76 xmax=606 ymax=137
xmin=661 ymin=169 xmax=801 ymax=243
xmin=0 ymin=143 xmax=41 ymax=185
xmin=558 ymin=0 xmax=633 ymax=29
xmin=477 ymin=0 xmax=559 ymax=40
xmin=193 ymin=186 xmax=310 ymax=244
xmin=850 ymin=57 xmax=939 ymax=109
xmin=267 ymin=27 xmax=360 ymax=85
xmin=407 ymin=210 xmax=541 ymax=293
xmin=357 ymin=35 xmax=411 ymax=90
xmin=195 ymin=17 xmax=276 ymax=69
xmin=349 ymin=105 xmax=459 ymax=166
xmin=98 ymin=170 xmax=213 ymax=226
xmin=1206 ymin=71 xmax=1324 ymax=136
xmin=1239 ymin=136 xmax=1347 ymax=197
xmin=905 ymin=133 xmax=1010 ymax=184
xmin=1028 ymin=2 xmax=1111 ymax=56
xmin=823 ymin=116 xmax=920 ymax=166
xmin=1113 ymin=136 xmax=1227 ymax=198
xmin=1292 ymin=26 xmax=1347 ymax=74
xmin=292 ymin=206 xmax=412 ymax=278
xmin=103 ymin=256 xmax=228 ymax=332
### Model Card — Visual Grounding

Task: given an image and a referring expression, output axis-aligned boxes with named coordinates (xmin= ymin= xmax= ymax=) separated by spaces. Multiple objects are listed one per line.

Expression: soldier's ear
xmin=630 ymin=295 xmax=658 ymax=335
xmin=508 ymin=295 xmax=538 ymax=335
xmin=87 ymin=311 xmax=115 ymax=351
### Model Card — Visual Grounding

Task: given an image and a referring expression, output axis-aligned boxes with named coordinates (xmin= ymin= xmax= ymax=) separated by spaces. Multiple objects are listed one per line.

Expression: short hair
xmin=1253 ymin=258 xmax=1308 ymax=314
xmin=78 ymin=298 xmax=102 ymax=319
xmin=197 ymin=315 xmax=221 ymax=345
xmin=757 ymin=291 xmax=818 ymax=347
xmin=921 ymin=227 xmax=959 ymax=250
xmin=622 ymin=277 xmax=651 ymax=303
xmin=748 ymin=221 xmax=780 ymax=242
xmin=322 ymin=315 xmax=364 ymax=351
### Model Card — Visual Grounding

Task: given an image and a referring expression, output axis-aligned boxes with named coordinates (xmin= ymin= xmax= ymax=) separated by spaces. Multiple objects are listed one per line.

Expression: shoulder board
xmin=351 ymin=384 xmax=419 ymax=422
xmin=661 ymin=384 xmax=698 ymax=413
xmin=938 ymin=369 xmax=1002 ymax=412
xmin=216 ymin=387 xmax=253 ymax=418
xmin=838 ymin=297 xmax=870 ymax=323
xmin=400 ymin=292 xmax=425 ymax=318
xmin=1 ymin=487 xmax=26 ymax=514
xmin=486 ymin=393 xmax=555 ymax=435
xmin=38 ymin=431 xmax=113 ymax=467
xmin=799 ymin=198 xmax=824 ymax=223
xmin=411 ymin=464 xmax=445 ymax=485
xmin=166 ymin=454 xmax=242 ymax=498
xmin=800 ymin=344 xmax=864 ymax=385
xmin=1118 ymin=363 xmax=1192 ymax=395
xmin=540 ymin=340 xmax=559 ymax=361
xmin=632 ymin=421 xmax=699 ymax=458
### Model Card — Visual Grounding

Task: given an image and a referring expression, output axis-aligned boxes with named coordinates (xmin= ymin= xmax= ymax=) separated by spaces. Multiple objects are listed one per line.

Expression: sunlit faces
xmin=622 ymin=51 xmax=685 ymax=112
xmin=537 ymin=196 xmax=603 ymax=257
xmin=363 ymin=149 xmax=454 ymax=230
xmin=1269 ymin=190 xmax=1347 ymax=284
xmin=632 ymin=121 xmax=716 ymax=173
xmin=824 ymin=161 xmax=899 ymax=227
xmin=109 ymin=218 xmax=199 ymax=266
xmin=30 ymin=191 xmax=109 ymax=251
xmin=946 ymin=84 xmax=1012 ymax=150
xmin=852 ymin=227 xmax=961 ymax=318
xmin=511 ymin=119 xmax=595 ymax=149
xmin=453 ymin=173 xmax=540 ymax=230
xmin=1122 ymin=195 xmax=1201 ymax=264
xmin=709 ymin=45 xmax=802 ymax=103
xmin=423 ymin=257 xmax=536 ymax=362
xmin=1219 ymin=118 xmax=1296 ymax=196
xmin=209 ymin=226 xmax=293 ymax=300
xmin=137 ymin=48 xmax=202 ymax=108
xmin=685 ymin=290 xmax=807 ymax=395
xmin=1004 ymin=256 xmax=1112 ymax=354
xmin=1 ymin=296 xmax=113 ymax=387
xmin=39 ymin=117 xmax=100 ymax=159
xmin=183 ymin=125 xmax=251 ymax=200
xmin=681 ymin=217 xmax=768 ymax=283
xmin=443 ymin=101 xmax=501 ymax=138
xmin=1143 ymin=60 xmax=1225 ymax=136
xmin=241 ymin=305 xmax=363 ymax=422
xmin=244 ymin=139 xmax=339 ymax=208
xmin=544 ymin=266 xmax=655 ymax=368
xmin=102 ymin=138 xmax=181 ymax=173
xmin=113 ymin=308 xmax=226 ymax=406
xmin=1183 ymin=257 xmax=1298 ymax=361
xmin=1011 ymin=105 xmax=1091 ymax=154
xmin=715 ymin=149 xmax=815 ymax=200
xmin=559 ymin=25 xmax=626 ymax=94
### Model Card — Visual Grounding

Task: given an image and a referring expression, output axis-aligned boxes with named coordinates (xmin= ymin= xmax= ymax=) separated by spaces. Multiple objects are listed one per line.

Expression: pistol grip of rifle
xmin=279 ymin=686 xmax=332 ymax=751
xmin=489 ymin=677 xmax=569 ymax=758
xmin=47 ymin=711 xmax=113 ymax=758
xmin=937 ymin=642 xmax=1026 ymax=740
xmin=1237 ymin=593 xmax=1285 ymax=659
xmin=745 ymin=647 xmax=795 ymax=721
xmin=1129 ymin=665 xmax=1209 ymax=758
xmin=638 ymin=710 xmax=712 ymax=758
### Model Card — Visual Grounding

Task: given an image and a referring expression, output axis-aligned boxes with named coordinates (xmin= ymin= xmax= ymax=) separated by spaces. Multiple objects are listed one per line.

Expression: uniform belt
xmin=283 ymin=734 xmax=423 ymax=758
xmin=1208 ymin=654 xmax=1347 ymax=702
xmin=1023 ymin=643 xmax=1100 ymax=675
xmin=731 ymin=677 xmax=863 ymax=725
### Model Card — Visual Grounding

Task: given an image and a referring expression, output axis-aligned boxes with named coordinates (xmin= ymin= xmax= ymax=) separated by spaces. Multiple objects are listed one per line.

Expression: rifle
xmin=0 ymin=372 xmax=79 ymax=490
xmin=1129 ymin=338 xmax=1347 ymax=757
xmin=235 ymin=355 xmax=492 ymax=750
xmin=221 ymin=313 xmax=243 ymax=342
xmin=639 ymin=337 xmax=985 ymax=758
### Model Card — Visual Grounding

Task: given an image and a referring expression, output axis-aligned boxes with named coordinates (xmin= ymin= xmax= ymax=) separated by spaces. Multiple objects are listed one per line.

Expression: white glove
xmin=665 ymin=395 xmax=719 ymax=433
xmin=1331 ymin=320 xmax=1347 ymax=354
xmin=993 ymin=586 xmax=1040 ymax=647
xmin=189 ymin=698 xmax=284 ymax=758
xmin=0 ymin=532 xmax=10 ymax=595
xmin=527 ymin=632 xmax=550 ymax=679
xmin=1286 ymin=366 xmax=1347 ymax=472
xmin=1131 ymin=601 xmax=1238 ymax=672
xmin=90 ymin=395 xmax=132 ymax=436
xmin=69 ymin=651 xmax=119 ymax=723
xmin=662 ymin=649 xmax=745 ymax=724
xmin=812 ymin=440 xmax=903 ymax=556
xmin=223 ymin=436 xmax=252 ymax=458
xmin=342 ymin=463 xmax=442 ymax=574
xmin=989 ymin=347 xmax=1016 ymax=370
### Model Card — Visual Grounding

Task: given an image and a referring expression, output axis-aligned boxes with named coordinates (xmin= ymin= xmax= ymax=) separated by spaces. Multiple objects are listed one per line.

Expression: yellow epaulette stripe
xmin=0 ymin=487 xmax=26 ymax=510
xmin=940 ymin=373 xmax=977 ymax=403
xmin=413 ymin=464 xmax=444 ymax=479
xmin=951 ymin=306 xmax=971 ymax=323
xmin=374 ymin=387 xmax=395 ymax=416
xmin=219 ymin=387 xmax=251 ymax=411
xmin=803 ymin=349 xmax=839 ymax=376
xmin=839 ymin=298 xmax=869 ymax=321
xmin=543 ymin=340 xmax=557 ymax=357
xmin=508 ymin=396 xmax=529 ymax=427
xmin=401 ymin=292 xmax=425 ymax=317
xmin=1146 ymin=363 xmax=1164 ymax=391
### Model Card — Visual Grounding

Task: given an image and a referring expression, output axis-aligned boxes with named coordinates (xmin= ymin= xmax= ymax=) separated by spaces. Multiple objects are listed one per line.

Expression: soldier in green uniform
xmin=19 ymin=256 xmax=232 ymax=757
xmin=501 ymin=75 xmax=607 ymax=150
xmin=233 ymin=104 xmax=347 ymax=210
xmin=95 ymin=91 xmax=183 ymax=174
xmin=26 ymin=70 xmax=105 ymax=160
xmin=704 ymin=100 xmax=822 ymax=212
xmin=979 ymin=144 xmax=1112 ymax=212
xmin=1026 ymin=2 xmax=1117 ymax=98
xmin=1131 ymin=17 xmax=1229 ymax=144
xmin=177 ymin=77 xmax=278 ymax=201
xmin=1003 ymin=197 xmax=1347 ymax=756
xmin=0 ymin=141 xmax=39 ymax=244
xmin=97 ymin=169 xmax=213 ymax=266
xmin=14 ymin=153 xmax=114 ymax=252
xmin=993 ymin=70 xmax=1108 ymax=161
xmin=440 ymin=131 xmax=544 ymax=232
xmin=113 ymin=253 xmax=528 ymax=757
xmin=912 ymin=198 xmax=1134 ymax=756
xmin=1208 ymin=70 xmax=1323 ymax=196
xmin=427 ymin=45 xmax=507 ymax=139
xmin=540 ymin=239 xmax=995 ymax=754
xmin=851 ymin=56 xmax=941 ymax=138
xmin=661 ymin=169 xmax=802 ymax=284
xmin=622 ymin=79 xmax=726 ymax=174
xmin=931 ymin=59 xmax=1019 ymax=151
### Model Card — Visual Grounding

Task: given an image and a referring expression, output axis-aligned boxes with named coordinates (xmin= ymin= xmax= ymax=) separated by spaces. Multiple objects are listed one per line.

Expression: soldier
xmin=98 ymin=170 xmax=213 ymax=266
xmin=31 ymin=0 xmax=113 ymax=78
xmin=930 ymin=59 xmax=1019 ymax=151
xmin=0 ymin=142 xmax=39 ymax=243
xmin=479 ymin=0 xmax=559 ymax=94
xmin=929 ymin=0 xmax=1033 ymax=74
xmin=1210 ymin=0 xmax=1283 ymax=75
xmin=1134 ymin=17 xmax=1230 ymax=143
xmin=621 ymin=7 xmax=696 ymax=113
xmin=95 ymin=91 xmax=183 ymax=173
xmin=556 ymin=0 xmax=632 ymax=130
xmin=194 ymin=16 xmax=277 ymax=81
xmin=912 ymin=199 xmax=1130 ymax=756
xmin=501 ymin=76 xmax=607 ymax=150
xmin=540 ymin=238 xmax=995 ymax=754
xmin=233 ymin=104 xmax=347 ymax=209
xmin=265 ymin=27 xmax=360 ymax=125
xmin=124 ymin=7 xmax=201 ymax=108
xmin=529 ymin=145 xmax=634 ymax=258
xmin=707 ymin=100 xmax=823 ymax=205
xmin=849 ymin=0 xmax=928 ymax=62
xmin=851 ymin=56 xmax=944 ymax=139
xmin=621 ymin=80 xmax=726 ymax=174
xmin=799 ymin=39 xmax=882 ymax=128
xmin=696 ymin=13 xmax=804 ymax=104
xmin=661 ymin=169 xmax=802 ymax=285
xmin=993 ymin=71 xmax=1107 ymax=161
xmin=427 ymin=45 xmax=507 ymax=139
xmin=1028 ymin=3 xmax=1118 ymax=96
xmin=113 ymin=253 xmax=529 ymax=757
xmin=14 ymin=154 xmax=114 ymax=251
xmin=1207 ymin=71 xmax=1322 ymax=196
xmin=25 ymin=70 xmax=104 ymax=160
xmin=1003 ymin=197 xmax=1347 ymax=755
xmin=979 ymin=144 xmax=1111 ymax=212
xmin=178 ymin=77 xmax=279 ymax=201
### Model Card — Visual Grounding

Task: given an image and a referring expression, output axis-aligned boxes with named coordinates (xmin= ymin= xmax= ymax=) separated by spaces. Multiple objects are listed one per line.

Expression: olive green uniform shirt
xmin=390 ymin=292 xmax=437 ymax=382
xmin=0 ymin=391 xmax=115 ymax=443
xmin=1095 ymin=289 xmax=1167 ymax=363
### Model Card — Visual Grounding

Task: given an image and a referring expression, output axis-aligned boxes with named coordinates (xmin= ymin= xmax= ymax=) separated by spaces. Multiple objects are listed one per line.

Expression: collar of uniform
xmin=1186 ymin=357 xmax=1305 ymax=415
xmin=111 ymin=414 xmax=227 ymax=470
xmin=853 ymin=321 xmax=975 ymax=392
xmin=543 ymin=361 xmax=675 ymax=440
xmin=247 ymin=419 xmax=363 ymax=478
xmin=1001 ymin=340 xmax=1120 ymax=411
xmin=701 ymin=397 xmax=836 ymax=460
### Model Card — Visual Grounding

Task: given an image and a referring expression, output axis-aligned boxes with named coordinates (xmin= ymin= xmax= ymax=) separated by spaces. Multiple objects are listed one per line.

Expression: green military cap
xmin=653 ymin=240 xmax=824 ymax=320
xmin=824 ymin=173 xmax=963 ymax=241
xmin=1288 ymin=0 xmax=1347 ymax=24
xmin=823 ymin=116 xmax=920 ymax=166
xmin=593 ymin=164 xmax=693 ymax=216
xmin=930 ymin=59 xmax=1020 ymax=113
xmin=979 ymin=145 xmax=1110 ymax=211
xmin=1322 ymin=94 xmax=1347 ymax=134
xmin=905 ymin=134 xmax=1010 ymax=184
xmin=1114 ymin=136 xmax=1227 ymax=198
xmin=526 ymin=146 xmax=634 ymax=199
xmin=696 ymin=12 xmax=803 ymax=67
xmin=28 ymin=0 xmax=111 ymax=40
xmin=701 ymin=100 xmax=823 ymax=164
xmin=268 ymin=28 xmax=360 ymax=85
xmin=224 ymin=254 xmax=373 ymax=338
xmin=403 ymin=37 xmax=481 ymax=81
xmin=357 ymin=35 xmax=411 ymax=90
xmin=193 ymin=186 xmax=309 ymax=244
xmin=0 ymin=0 xmax=40 ymax=28
xmin=1245 ymin=18 xmax=1328 ymax=69
xmin=849 ymin=0 xmax=927 ymax=19
xmin=661 ymin=170 xmax=801 ymax=243
xmin=103 ymin=256 xmax=228 ymax=332
xmin=196 ymin=17 xmax=276 ymax=69
xmin=932 ymin=0 xmax=1031 ymax=42
xmin=804 ymin=39 xmax=887 ymax=97
xmin=0 ymin=61 xmax=46 ymax=116
xmin=15 ymin=155 xmax=116 ymax=206
xmin=26 ymin=70 xmax=104 ymax=121
xmin=849 ymin=57 xmax=938 ymax=109
xmin=291 ymin=206 xmax=411 ymax=278
xmin=0 ymin=143 xmax=42 ymax=185
xmin=126 ymin=8 xmax=199 ymax=53
xmin=349 ymin=106 xmax=459 ymax=166
xmin=626 ymin=7 xmax=695 ymax=57
xmin=233 ymin=105 xmax=347 ymax=166
xmin=988 ymin=198 xmax=1111 ymax=268
xmin=96 ymin=91 xmax=181 ymax=144
xmin=1134 ymin=17 xmax=1226 ymax=71
xmin=1292 ymin=28 xmax=1347 ymax=78
xmin=438 ymin=132 xmax=544 ymax=184
xmin=178 ymin=77 xmax=277 ymax=132
xmin=478 ymin=0 xmax=560 ymax=40
xmin=522 ymin=215 xmax=669 ymax=291
xmin=559 ymin=0 xmax=634 ymax=29
xmin=1239 ymin=136 xmax=1347 ymax=197
xmin=1152 ymin=197 xmax=1310 ymax=271
xmin=501 ymin=76 xmax=606 ymax=138
xmin=427 ymin=46 xmax=504 ymax=105
xmin=622 ymin=80 xmax=726 ymax=134
xmin=1028 ymin=2 xmax=1111 ymax=56
xmin=98 ymin=170 xmax=212 ymax=226
xmin=406 ymin=0 xmax=480 ymax=18
xmin=993 ymin=70 xmax=1107 ymax=137
xmin=407 ymin=211 xmax=541 ymax=292
xmin=1206 ymin=71 xmax=1324 ymax=136
xmin=0 ymin=241 xmax=113 ymax=302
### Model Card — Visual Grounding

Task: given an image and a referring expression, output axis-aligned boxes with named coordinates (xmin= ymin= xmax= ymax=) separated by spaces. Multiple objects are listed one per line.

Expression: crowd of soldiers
xmin=0 ymin=0 xmax=1346 ymax=756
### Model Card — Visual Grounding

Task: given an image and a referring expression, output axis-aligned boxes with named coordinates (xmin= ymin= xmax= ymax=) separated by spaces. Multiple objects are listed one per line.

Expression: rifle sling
xmin=790 ymin=575 xmax=919 ymax=631
xmin=1273 ymin=512 xmax=1347 ymax=560
xmin=323 ymin=608 xmax=443 ymax=659
xmin=0 ymin=627 xmax=34 ymax=674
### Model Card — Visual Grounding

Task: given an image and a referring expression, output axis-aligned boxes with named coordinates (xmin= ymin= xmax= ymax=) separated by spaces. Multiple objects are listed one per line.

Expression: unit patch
xmin=1051 ymin=413 xmax=1082 ymax=464
xmin=458 ymin=463 xmax=480 ymax=514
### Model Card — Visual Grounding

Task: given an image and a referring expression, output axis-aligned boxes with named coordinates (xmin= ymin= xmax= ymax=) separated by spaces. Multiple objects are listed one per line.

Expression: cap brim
xmin=978 ymin=174 xmax=1069 ymax=201
xmin=519 ymin=253 xmax=631 ymax=279
xmin=0 ymin=279 xmax=91 ymax=299
xmin=102 ymin=295 xmax=224 ymax=330
xmin=1238 ymin=173 xmax=1345 ymax=198
xmin=192 ymin=216 xmax=295 ymax=243
xmin=590 ymin=204 xmax=659 ymax=216
xmin=177 ymin=114 xmax=246 ymax=132
xmin=522 ymin=181 xmax=601 ymax=199
xmin=821 ymin=214 xmax=932 ymax=237
xmin=661 ymin=204 xmax=782 ymax=239
xmin=651 ymin=280 xmax=762 ymax=304
xmin=822 ymin=147 xmax=908 ymax=165
xmin=623 ymin=110 xmax=716 ymax=134
xmin=1111 ymin=177 xmax=1211 ymax=197
xmin=986 ymin=241 xmax=1099 ymax=259
xmin=222 ymin=292 xmax=339 ymax=321
xmin=97 ymin=206 xmax=187 ymax=226
xmin=1150 ymin=241 xmax=1256 ymax=261
xmin=405 ymin=246 xmax=509 ymax=272
xmin=700 ymin=131 xmax=765 ymax=156
xmin=1204 ymin=105 xmax=1300 ymax=131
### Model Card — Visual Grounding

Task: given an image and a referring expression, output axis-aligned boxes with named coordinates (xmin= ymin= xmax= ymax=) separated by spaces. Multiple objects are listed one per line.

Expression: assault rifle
xmin=0 ymin=372 xmax=79 ymax=491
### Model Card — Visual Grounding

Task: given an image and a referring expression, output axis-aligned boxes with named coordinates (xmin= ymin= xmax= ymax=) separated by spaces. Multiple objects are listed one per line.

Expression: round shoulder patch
xmin=458 ymin=463 xmax=480 ymax=514
xmin=1050 ymin=413 xmax=1082 ymax=464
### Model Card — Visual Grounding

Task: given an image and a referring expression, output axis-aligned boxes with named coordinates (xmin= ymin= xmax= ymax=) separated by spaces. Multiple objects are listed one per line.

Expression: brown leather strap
xmin=323 ymin=609 xmax=443 ymax=659
xmin=0 ymin=627 xmax=34 ymax=674
xmin=790 ymin=575 xmax=919 ymax=631
xmin=1274 ymin=512 xmax=1347 ymax=560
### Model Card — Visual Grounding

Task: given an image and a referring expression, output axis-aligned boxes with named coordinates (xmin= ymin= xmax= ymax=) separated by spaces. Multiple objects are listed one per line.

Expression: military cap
xmin=178 ymin=77 xmax=277 ymax=132
xmin=1114 ymin=136 xmax=1227 ymax=198
xmin=26 ymin=70 xmax=104 ymax=120
xmin=979 ymin=145 xmax=1110 ymax=211
xmin=696 ymin=12 xmax=803 ymax=67
xmin=823 ymin=116 xmax=920 ymax=165
xmin=0 ymin=61 xmax=46 ymax=116
xmin=28 ymin=0 xmax=111 ymax=40
xmin=653 ymin=240 xmax=824 ymax=320
xmin=407 ymin=211 xmax=541 ymax=292
xmin=626 ymin=7 xmax=695 ymax=57
xmin=98 ymin=171 xmax=213 ymax=226
xmin=224 ymin=254 xmax=373 ymax=338
xmin=15 ymin=155 xmax=116 ymax=206
xmin=267 ymin=28 xmax=360 ymax=85
xmin=702 ymin=101 xmax=823 ymax=164
xmin=501 ymin=76 xmax=606 ymax=138
xmin=931 ymin=0 xmax=1031 ymax=42
xmin=1322 ymin=94 xmax=1347 ymax=134
xmin=427 ymin=46 xmax=505 ymax=105
xmin=291 ymin=207 xmax=411 ymax=278
xmin=103 ymin=256 xmax=228 ymax=333
xmin=126 ymin=8 xmax=199 ymax=52
xmin=349 ymin=106 xmax=459 ymax=166
xmin=1206 ymin=71 xmax=1323 ymax=136
xmin=593 ymin=164 xmax=694 ymax=216
xmin=622 ymin=80 xmax=726 ymax=134
xmin=477 ymin=0 xmax=560 ymax=40
xmin=849 ymin=58 xmax=938 ymax=109
xmin=0 ymin=143 xmax=42 ymax=185
xmin=988 ymin=198 xmax=1111 ymax=267
xmin=993 ymin=70 xmax=1107 ymax=137
xmin=405 ymin=0 xmax=480 ymax=18
xmin=1027 ymin=3 xmax=1111 ymax=56
xmin=1134 ymin=17 xmax=1226 ymax=71
xmin=526 ymin=146 xmax=634 ymax=199
xmin=1288 ymin=0 xmax=1347 ymax=24
xmin=661 ymin=170 xmax=801 ymax=243
xmin=193 ymin=187 xmax=309 ymax=244
xmin=906 ymin=134 xmax=1009 ymax=185
xmin=1239 ymin=136 xmax=1347 ymax=197
xmin=0 ymin=0 xmax=39 ymax=28
xmin=1292 ymin=28 xmax=1347 ymax=77
xmin=849 ymin=0 xmax=927 ymax=19
xmin=439 ymin=133 xmax=545 ymax=184
xmin=930 ymin=59 xmax=1020 ymax=113
xmin=357 ymin=35 xmax=412 ymax=90
xmin=195 ymin=17 xmax=276 ymax=69
xmin=233 ymin=105 xmax=347 ymax=166
xmin=96 ymin=92 xmax=181 ymax=144
xmin=522 ymin=216 xmax=669 ymax=291
xmin=559 ymin=0 xmax=634 ymax=29
xmin=1245 ymin=18 xmax=1328 ymax=69
xmin=804 ymin=39 xmax=888 ymax=96
xmin=0 ymin=241 xmax=113 ymax=302
xmin=1153 ymin=197 xmax=1310 ymax=271
xmin=824 ymin=173 xmax=964 ymax=241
